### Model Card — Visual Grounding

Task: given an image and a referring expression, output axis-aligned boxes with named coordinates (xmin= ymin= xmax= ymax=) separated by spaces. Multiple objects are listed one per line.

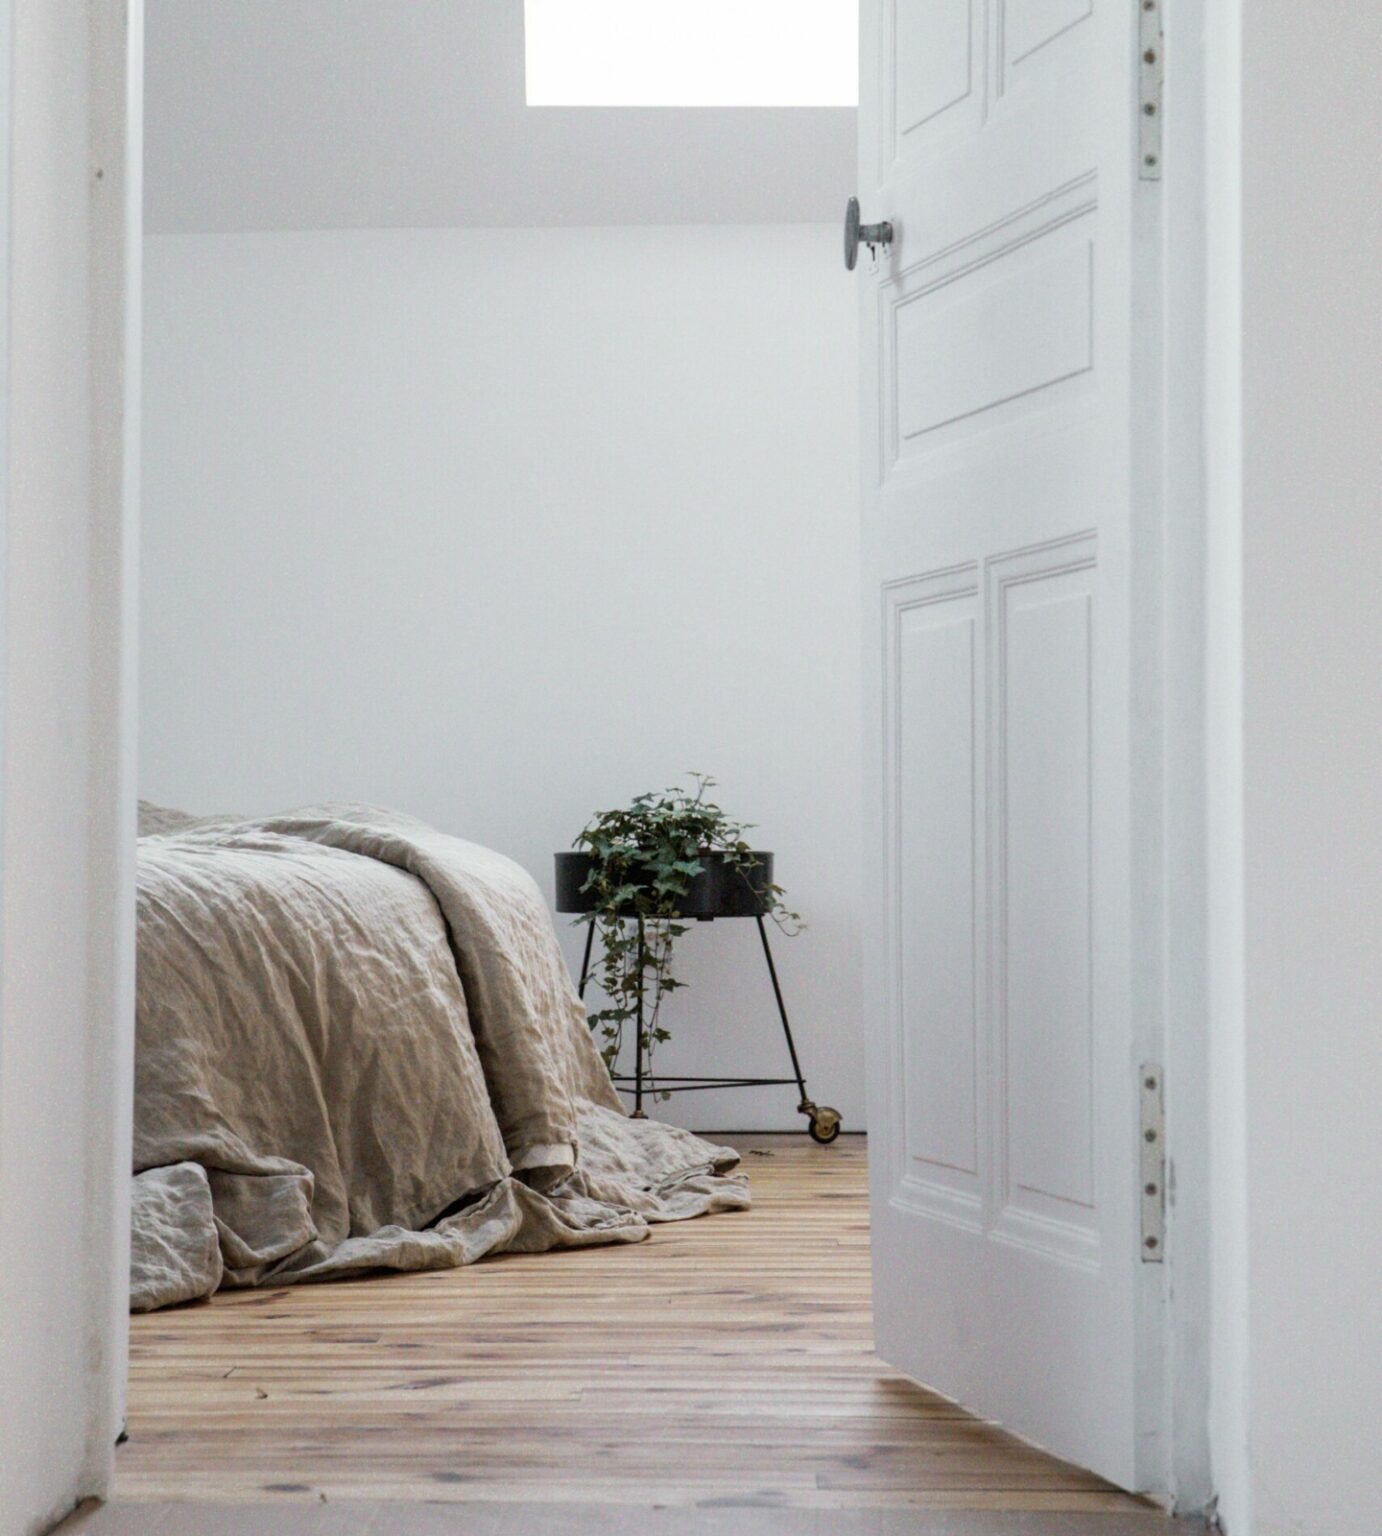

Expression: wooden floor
xmin=117 ymin=1135 xmax=1157 ymax=1515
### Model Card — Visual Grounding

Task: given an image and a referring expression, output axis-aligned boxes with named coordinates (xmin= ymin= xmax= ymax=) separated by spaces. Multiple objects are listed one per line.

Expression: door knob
xmin=844 ymin=197 xmax=894 ymax=270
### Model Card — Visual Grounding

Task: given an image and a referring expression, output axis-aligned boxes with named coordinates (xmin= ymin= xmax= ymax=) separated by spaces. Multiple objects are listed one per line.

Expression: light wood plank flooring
xmin=116 ymin=1136 xmax=1160 ymax=1516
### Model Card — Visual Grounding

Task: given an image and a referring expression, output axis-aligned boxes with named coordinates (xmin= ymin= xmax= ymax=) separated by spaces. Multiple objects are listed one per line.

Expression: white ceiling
xmin=144 ymin=1 xmax=857 ymax=234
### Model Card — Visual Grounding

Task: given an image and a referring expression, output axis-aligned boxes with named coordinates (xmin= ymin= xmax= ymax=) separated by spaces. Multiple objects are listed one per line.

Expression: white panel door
xmin=859 ymin=0 xmax=1163 ymax=1490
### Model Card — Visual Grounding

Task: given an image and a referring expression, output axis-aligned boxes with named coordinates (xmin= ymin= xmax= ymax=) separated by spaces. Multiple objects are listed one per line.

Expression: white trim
xmin=1158 ymin=0 xmax=1215 ymax=1513
xmin=86 ymin=0 xmax=143 ymax=1476
xmin=0 ymin=5 xmax=140 ymax=1532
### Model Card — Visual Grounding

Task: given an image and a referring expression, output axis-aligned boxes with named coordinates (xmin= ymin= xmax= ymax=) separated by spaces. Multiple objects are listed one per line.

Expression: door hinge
xmin=1140 ymin=1064 xmax=1165 ymax=1262
xmin=1138 ymin=0 xmax=1164 ymax=180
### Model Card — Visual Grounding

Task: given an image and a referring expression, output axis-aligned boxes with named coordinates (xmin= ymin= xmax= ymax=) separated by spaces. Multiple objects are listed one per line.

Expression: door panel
xmin=861 ymin=0 xmax=1161 ymax=1492
xmin=890 ymin=214 xmax=1095 ymax=453
xmin=890 ymin=0 xmax=975 ymax=150
xmin=878 ymin=176 xmax=1098 ymax=473
xmin=999 ymin=0 xmax=1094 ymax=81
xmin=890 ymin=577 xmax=981 ymax=1194
xmin=997 ymin=553 xmax=1097 ymax=1235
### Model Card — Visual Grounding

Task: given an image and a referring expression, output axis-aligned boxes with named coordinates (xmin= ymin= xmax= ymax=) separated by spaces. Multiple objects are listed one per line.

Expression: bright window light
xmin=523 ymin=0 xmax=858 ymax=108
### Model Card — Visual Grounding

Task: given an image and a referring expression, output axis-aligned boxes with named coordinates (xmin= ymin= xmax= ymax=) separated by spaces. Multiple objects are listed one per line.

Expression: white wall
xmin=140 ymin=222 xmax=864 ymax=1133
xmin=1238 ymin=6 xmax=1382 ymax=1533
xmin=1209 ymin=6 xmax=1382 ymax=1534
xmin=143 ymin=0 xmax=853 ymax=234
xmin=0 ymin=4 xmax=140 ymax=1535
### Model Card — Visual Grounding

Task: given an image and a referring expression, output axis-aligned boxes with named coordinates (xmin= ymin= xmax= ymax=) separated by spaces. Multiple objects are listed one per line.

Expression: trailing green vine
xmin=573 ymin=775 xmax=802 ymax=1094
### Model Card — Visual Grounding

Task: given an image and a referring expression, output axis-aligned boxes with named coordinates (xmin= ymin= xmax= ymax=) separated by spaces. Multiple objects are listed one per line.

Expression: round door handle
xmin=844 ymin=197 xmax=894 ymax=271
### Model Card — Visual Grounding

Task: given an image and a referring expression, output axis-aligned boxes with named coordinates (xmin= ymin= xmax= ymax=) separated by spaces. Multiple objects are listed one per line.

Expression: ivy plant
xmin=573 ymin=775 xmax=802 ymax=1093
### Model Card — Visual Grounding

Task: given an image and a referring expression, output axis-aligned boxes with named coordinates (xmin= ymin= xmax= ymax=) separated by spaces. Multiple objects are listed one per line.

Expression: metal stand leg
xmin=579 ymin=917 xmax=649 ymax=1120
xmin=588 ymin=908 xmax=837 ymax=1139
xmin=577 ymin=919 xmax=596 ymax=1000
xmin=755 ymin=916 xmax=808 ymax=1100
xmin=632 ymin=916 xmax=647 ymax=1118
xmin=755 ymin=915 xmax=841 ymax=1144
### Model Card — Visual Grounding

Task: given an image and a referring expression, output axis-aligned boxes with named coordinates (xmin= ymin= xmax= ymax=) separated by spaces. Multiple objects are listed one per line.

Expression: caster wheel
xmin=808 ymin=1106 xmax=842 ymax=1145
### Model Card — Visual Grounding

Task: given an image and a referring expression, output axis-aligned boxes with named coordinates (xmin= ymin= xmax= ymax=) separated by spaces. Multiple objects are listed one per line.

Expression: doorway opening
xmin=87 ymin=1 xmax=1205 ymax=1530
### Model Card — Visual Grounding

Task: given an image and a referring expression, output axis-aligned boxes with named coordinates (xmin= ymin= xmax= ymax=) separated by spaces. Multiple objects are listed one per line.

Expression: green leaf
xmin=574 ymin=773 xmax=802 ymax=1087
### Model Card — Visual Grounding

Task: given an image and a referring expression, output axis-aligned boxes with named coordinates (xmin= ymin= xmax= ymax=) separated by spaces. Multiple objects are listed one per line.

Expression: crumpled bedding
xmin=130 ymin=802 xmax=747 ymax=1311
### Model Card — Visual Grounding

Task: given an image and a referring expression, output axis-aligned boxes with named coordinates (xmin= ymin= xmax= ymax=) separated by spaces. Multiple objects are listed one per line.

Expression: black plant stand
xmin=556 ymin=851 xmax=841 ymax=1145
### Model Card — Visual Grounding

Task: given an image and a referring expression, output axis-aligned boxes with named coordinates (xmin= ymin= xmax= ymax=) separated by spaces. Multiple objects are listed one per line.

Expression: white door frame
xmin=88 ymin=0 xmax=145 ymax=1484
xmin=0 ymin=5 xmax=141 ymax=1534
xmin=5 ymin=0 xmax=1219 ymax=1528
xmin=1156 ymin=0 xmax=1214 ymax=1512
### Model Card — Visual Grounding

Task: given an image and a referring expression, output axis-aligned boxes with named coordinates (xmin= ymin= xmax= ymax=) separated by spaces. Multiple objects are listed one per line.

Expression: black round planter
xmin=554 ymin=849 xmax=775 ymax=920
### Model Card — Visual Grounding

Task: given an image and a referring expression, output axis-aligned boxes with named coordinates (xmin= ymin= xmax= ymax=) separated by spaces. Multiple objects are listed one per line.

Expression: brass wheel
xmin=808 ymin=1106 xmax=842 ymax=1145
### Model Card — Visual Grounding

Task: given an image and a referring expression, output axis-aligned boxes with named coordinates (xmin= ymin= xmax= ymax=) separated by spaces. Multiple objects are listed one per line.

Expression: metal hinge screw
xmin=1140 ymin=1065 xmax=1166 ymax=1262
xmin=1138 ymin=0 xmax=1164 ymax=181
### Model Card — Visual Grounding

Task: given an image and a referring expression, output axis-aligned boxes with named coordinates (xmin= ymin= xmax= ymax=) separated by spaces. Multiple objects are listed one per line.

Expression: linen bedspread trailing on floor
xmin=131 ymin=802 xmax=748 ymax=1312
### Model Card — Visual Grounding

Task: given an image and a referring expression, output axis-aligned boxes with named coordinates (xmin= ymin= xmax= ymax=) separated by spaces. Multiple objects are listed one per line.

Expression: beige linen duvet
xmin=130 ymin=803 xmax=747 ymax=1311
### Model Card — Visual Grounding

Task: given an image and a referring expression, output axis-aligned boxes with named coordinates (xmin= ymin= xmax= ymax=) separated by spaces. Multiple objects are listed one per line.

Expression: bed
xmin=130 ymin=802 xmax=748 ymax=1311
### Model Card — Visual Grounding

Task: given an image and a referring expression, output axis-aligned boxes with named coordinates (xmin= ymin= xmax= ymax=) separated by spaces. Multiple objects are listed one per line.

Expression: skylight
xmin=523 ymin=0 xmax=858 ymax=108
